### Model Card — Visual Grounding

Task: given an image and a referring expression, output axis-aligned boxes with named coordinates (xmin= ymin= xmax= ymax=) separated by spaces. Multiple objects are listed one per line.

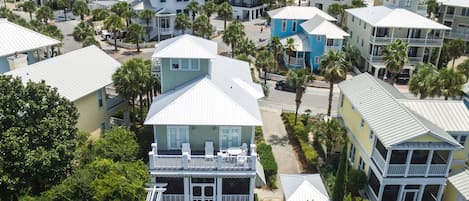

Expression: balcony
xmin=284 ymin=54 xmax=305 ymax=67
xmin=387 ymin=164 xmax=447 ymax=176
xmin=160 ymin=194 xmax=249 ymax=201
xmin=369 ymin=36 xmax=443 ymax=46
xmin=229 ymin=0 xmax=263 ymax=7
xmin=372 ymin=147 xmax=386 ymax=172
xmin=446 ymin=30 xmax=469 ymax=41
xmin=369 ymin=56 xmax=423 ymax=63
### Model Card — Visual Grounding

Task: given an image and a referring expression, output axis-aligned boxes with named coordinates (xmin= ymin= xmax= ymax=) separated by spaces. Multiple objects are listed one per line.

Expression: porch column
xmin=184 ymin=177 xmax=190 ymax=201
xmin=36 ymin=49 xmax=41 ymax=61
xmin=377 ymin=184 xmax=385 ymax=201
xmin=435 ymin=31 xmax=446 ymax=66
xmin=436 ymin=184 xmax=445 ymax=201
xmin=424 ymin=150 xmax=434 ymax=177
xmin=216 ymin=177 xmax=222 ymax=201
xmin=391 ymin=28 xmax=395 ymax=41
xmin=46 ymin=46 xmax=51 ymax=58
xmin=250 ymin=127 xmax=255 ymax=145
xmin=445 ymin=150 xmax=454 ymax=177
xmin=153 ymin=125 xmax=158 ymax=144
xmin=157 ymin=16 xmax=161 ymax=42
xmin=417 ymin=184 xmax=425 ymax=201
xmin=397 ymin=185 xmax=405 ymax=201
xmin=408 ymin=29 xmax=412 ymax=44
xmin=373 ymin=27 xmax=377 ymax=42
xmin=424 ymin=30 xmax=429 ymax=48
xmin=370 ymin=44 xmax=375 ymax=62
xmin=383 ymin=149 xmax=392 ymax=177
xmin=404 ymin=150 xmax=413 ymax=177
xmin=248 ymin=177 xmax=255 ymax=201
xmin=248 ymin=10 xmax=251 ymax=21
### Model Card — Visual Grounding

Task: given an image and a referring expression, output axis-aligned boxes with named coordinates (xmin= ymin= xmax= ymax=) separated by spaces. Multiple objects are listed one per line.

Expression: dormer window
xmin=171 ymin=58 xmax=180 ymax=69
xmin=170 ymin=58 xmax=200 ymax=71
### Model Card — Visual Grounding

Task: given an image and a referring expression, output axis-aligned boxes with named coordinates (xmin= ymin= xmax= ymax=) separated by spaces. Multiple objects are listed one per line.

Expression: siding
xmin=0 ymin=51 xmax=36 ymax=74
xmin=74 ymin=89 xmax=108 ymax=138
xmin=160 ymin=58 xmax=210 ymax=93
xmin=309 ymin=34 xmax=325 ymax=70
xmin=271 ymin=19 xmax=306 ymax=39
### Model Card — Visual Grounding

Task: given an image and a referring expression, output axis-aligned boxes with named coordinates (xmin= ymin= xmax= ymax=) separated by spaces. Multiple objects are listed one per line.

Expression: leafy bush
xmin=346 ymin=169 xmax=367 ymax=195
xmin=257 ymin=143 xmax=278 ymax=188
xmin=300 ymin=139 xmax=318 ymax=167
xmin=254 ymin=126 xmax=265 ymax=144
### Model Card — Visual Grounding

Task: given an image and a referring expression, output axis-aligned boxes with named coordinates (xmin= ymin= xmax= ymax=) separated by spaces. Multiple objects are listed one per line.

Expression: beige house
xmin=438 ymin=0 xmax=469 ymax=52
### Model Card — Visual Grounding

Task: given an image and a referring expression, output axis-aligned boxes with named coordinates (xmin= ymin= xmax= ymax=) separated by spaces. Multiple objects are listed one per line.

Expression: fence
xmin=106 ymin=38 xmax=157 ymax=49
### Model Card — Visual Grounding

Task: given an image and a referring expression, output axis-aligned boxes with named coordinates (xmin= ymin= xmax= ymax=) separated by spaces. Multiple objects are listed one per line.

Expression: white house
xmin=280 ymin=174 xmax=330 ymax=201
xmin=437 ymin=0 xmax=469 ymax=52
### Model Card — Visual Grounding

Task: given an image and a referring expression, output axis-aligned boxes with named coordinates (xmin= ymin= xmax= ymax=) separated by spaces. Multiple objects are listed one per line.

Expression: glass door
xmin=403 ymin=190 xmax=418 ymax=201
xmin=191 ymin=184 xmax=214 ymax=201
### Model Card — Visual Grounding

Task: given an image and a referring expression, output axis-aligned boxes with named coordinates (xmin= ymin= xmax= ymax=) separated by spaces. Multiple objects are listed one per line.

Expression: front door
xmin=191 ymin=184 xmax=215 ymax=201
xmin=403 ymin=190 xmax=418 ymax=201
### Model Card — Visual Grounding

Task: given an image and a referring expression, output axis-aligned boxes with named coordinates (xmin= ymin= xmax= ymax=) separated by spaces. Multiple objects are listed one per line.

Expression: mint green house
xmin=144 ymin=35 xmax=265 ymax=201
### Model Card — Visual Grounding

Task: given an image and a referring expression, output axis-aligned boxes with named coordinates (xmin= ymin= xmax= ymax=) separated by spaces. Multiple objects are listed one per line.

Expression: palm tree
xmin=54 ymin=0 xmax=69 ymax=21
xmin=72 ymin=0 xmax=89 ymax=21
xmin=192 ymin=14 xmax=213 ymax=39
xmin=286 ymin=69 xmax=314 ymax=124
xmin=256 ymin=50 xmax=276 ymax=84
xmin=122 ymin=7 xmax=136 ymax=27
xmin=313 ymin=116 xmax=346 ymax=158
xmin=457 ymin=59 xmax=469 ymax=81
xmin=271 ymin=36 xmax=283 ymax=72
xmin=17 ymin=1 xmax=36 ymax=21
xmin=439 ymin=68 xmax=466 ymax=100
xmin=72 ymin=21 xmax=94 ymax=41
xmin=284 ymin=37 xmax=296 ymax=65
xmin=203 ymin=0 xmax=217 ymax=17
xmin=236 ymin=37 xmax=256 ymax=56
xmin=321 ymin=51 xmax=350 ymax=116
xmin=126 ymin=23 xmax=145 ymax=52
xmin=41 ymin=25 xmax=63 ymax=56
xmin=351 ymin=0 xmax=366 ymax=7
xmin=217 ymin=2 xmax=232 ymax=31
xmin=382 ymin=39 xmax=408 ymax=85
xmin=235 ymin=53 xmax=252 ymax=63
xmin=327 ymin=3 xmax=347 ymax=26
xmin=174 ymin=12 xmax=191 ymax=35
xmin=104 ymin=14 xmax=125 ymax=51
xmin=223 ymin=20 xmax=245 ymax=57
xmin=111 ymin=1 xmax=129 ymax=16
xmin=344 ymin=43 xmax=360 ymax=68
xmin=187 ymin=0 xmax=199 ymax=21
xmin=92 ymin=8 xmax=109 ymax=21
xmin=36 ymin=6 xmax=54 ymax=24
xmin=426 ymin=0 xmax=439 ymax=18
xmin=82 ymin=36 xmax=101 ymax=48
xmin=139 ymin=9 xmax=155 ymax=39
xmin=408 ymin=64 xmax=440 ymax=99
xmin=447 ymin=39 xmax=467 ymax=68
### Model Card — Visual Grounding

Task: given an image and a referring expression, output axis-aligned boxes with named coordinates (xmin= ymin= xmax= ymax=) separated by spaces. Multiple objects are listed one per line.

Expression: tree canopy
xmin=382 ymin=39 xmax=408 ymax=84
xmin=447 ymin=39 xmax=467 ymax=68
xmin=223 ymin=20 xmax=245 ymax=57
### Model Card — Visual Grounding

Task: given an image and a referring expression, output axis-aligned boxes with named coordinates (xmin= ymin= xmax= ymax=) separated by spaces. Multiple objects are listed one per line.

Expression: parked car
xmin=275 ymin=80 xmax=302 ymax=92
xmin=396 ymin=69 xmax=411 ymax=84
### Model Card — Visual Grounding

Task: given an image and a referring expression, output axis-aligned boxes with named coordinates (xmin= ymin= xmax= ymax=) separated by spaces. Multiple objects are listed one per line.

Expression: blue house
xmin=268 ymin=6 xmax=349 ymax=71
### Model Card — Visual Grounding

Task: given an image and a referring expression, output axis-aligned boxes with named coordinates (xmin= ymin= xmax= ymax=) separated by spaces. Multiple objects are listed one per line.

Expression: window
xmin=340 ymin=94 xmax=344 ymax=107
xmin=160 ymin=0 xmax=165 ymax=2
xmin=460 ymin=135 xmax=467 ymax=146
xmin=190 ymin=59 xmax=199 ymax=70
xmin=356 ymin=36 xmax=359 ymax=43
xmin=352 ymin=105 xmax=355 ymax=110
xmin=176 ymin=9 xmax=182 ymax=13
xmin=369 ymin=130 xmax=374 ymax=140
xmin=360 ymin=118 xmax=364 ymax=127
xmin=349 ymin=143 xmax=356 ymax=163
xmin=359 ymin=20 xmax=361 ymax=26
xmin=281 ymin=19 xmax=287 ymax=32
xmin=167 ymin=126 xmax=189 ymax=149
xmin=316 ymin=35 xmax=321 ymax=41
xmin=462 ymin=8 xmax=469 ymax=16
xmin=358 ymin=157 xmax=365 ymax=170
xmin=352 ymin=16 xmax=354 ymax=22
xmin=181 ymin=59 xmax=189 ymax=70
xmin=170 ymin=58 xmax=200 ymax=71
xmin=350 ymin=31 xmax=353 ymax=38
xmin=160 ymin=18 xmax=170 ymax=28
xmin=404 ymin=0 xmax=411 ymax=7
xmin=292 ymin=20 xmax=297 ymax=32
xmin=314 ymin=56 xmax=320 ymax=64
xmin=98 ymin=88 xmax=103 ymax=108
xmin=219 ymin=126 xmax=241 ymax=150
xmin=171 ymin=58 xmax=180 ymax=69
xmin=361 ymin=39 xmax=364 ymax=47
xmin=100 ymin=122 xmax=105 ymax=134
xmin=364 ymin=23 xmax=366 ymax=29
xmin=327 ymin=39 xmax=334 ymax=46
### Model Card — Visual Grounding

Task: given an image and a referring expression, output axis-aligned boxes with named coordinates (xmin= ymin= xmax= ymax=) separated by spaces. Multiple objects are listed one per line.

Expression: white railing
xmin=369 ymin=36 xmax=443 ymax=46
xmin=408 ymin=164 xmax=427 ymax=176
xmin=370 ymin=56 xmax=383 ymax=62
xmin=283 ymin=54 xmax=305 ymax=66
xmin=222 ymin=195 xmax=249 ymax=201
xmin=372 ymin=148 xmax=386 ymax=172
xmin=428 ymin=164 xmax=447 ymax=176
xmin=162 ymin=194 xmax=184 ymax=201
xmin=408 ymin=57 xmax=423 ymax=62
xmin=386 ymin=164 xmax=447 ymax=176
xmin=387 ymin=164 xmax=406 ymax=176
xmin=446 ymin=31 xmax=469 ymax=40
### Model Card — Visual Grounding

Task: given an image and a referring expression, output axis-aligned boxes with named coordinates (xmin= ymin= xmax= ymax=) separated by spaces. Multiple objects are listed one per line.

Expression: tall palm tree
xmin=192 ymin=14 xmax=213 ymax=39
xmin=111 ymin=1 xmax=129 ymax=16
xmin=54 ymin=0 xmax=69 ymax=21
xmin=286 ymin=69 xmax=314 ymax=124
xmin=256 ymin=50 xmax=276 ymax=84
xmin=321 ymin=51 xmax=350 ymax=116
xmin=36 ymin=6 xmax=53 ymax=24
xmin=382 ymin=39 xmax=408 ymax=85
xmin=439 ymin=68 xmax=466 ymax=100
xmin=426 ymin=0 xmax=439 ymax=18
xmin=126 ymin=23 xmax=145 ymax=52
xmin=104 ymin=14 xmax=125 ymax=51
xmin=41 ymin=25 xmax=63 ymax=56
xmin=72 ymin=21 xmax=94 ymax=41
xmin=72 ymin=0 xmax=89 ymax=21
xmin=187 ymin=0 xmax=200 ymax=21
xmin=313 ymin=117 xmax=346 ymax=158
xmin=122 ymin=7 xmax=136 ymax=27
xmin=408 ymin=64 xmax=440 ymax=99
xmin=175 ymin=12 xmax=191 ymax=34
xmin=344 ymin=43 xmax=359 ymax=68
xmin=236 ymin=37 xmax=256 ymax=56
xmin=447 ymin=39 xmax=467 ymax=68
xmin=222 ymin=20 xmax=245 ymax=57
xmin=203 ymin=0 xmax=217 ymax=17
xmin=92 ymin=8 xmax=109 ymax=21
xmin=139 ymin=9 xmax=155 ymax=39
xmin=271 ymin=36 xmax=283 ymax=72
xmin=284 ymin=38 xmax=296 ymax=66
xmin=217 ymin=2 xmax=232 ymax=31
xmin=17 ymin=1 xmax=36 ymax=21
xmin=327 ymin=3 xmax=346 ymax=26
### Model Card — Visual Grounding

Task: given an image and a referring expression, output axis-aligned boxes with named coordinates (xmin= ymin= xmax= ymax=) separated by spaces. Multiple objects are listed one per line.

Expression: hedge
xmin=257 ymin=142 xmax=278 ymax=188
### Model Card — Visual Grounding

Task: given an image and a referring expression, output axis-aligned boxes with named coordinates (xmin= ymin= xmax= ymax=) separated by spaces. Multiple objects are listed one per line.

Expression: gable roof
xmin=267 ymin=6 xmax=336 ymax=21
xmin=300 ymin=15 xmax=349 ymax=39
xmin=5 ymin=46 xmax=120 ymax=101
xmin=280 ymin=174 xmax=329 ymax=201
xmin=448 ymin=170 xmax=469 ymax=200
xmin=0 ymin=19 xmax=61 ymax=57
xmin=152 ymin=34 xmax=217 ymax=59
xmin=400 ymin=100 xmax=469 ymax=132
xmin=438 ymin=0 xmax=469 ymax=7
xmin=280 ymin=33 xmax=311 ymax=52
xmin=338 ymin=73 xmax=461 ymax=148
xmin=345 ymin=6 xmax=450 ymax=30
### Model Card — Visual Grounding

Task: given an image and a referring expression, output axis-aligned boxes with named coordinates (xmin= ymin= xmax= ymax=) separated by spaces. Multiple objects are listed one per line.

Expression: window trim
xmin=349 ymin=143 xmax=356 ymax=164
xmin=167 ymin=126 xmax=190 ymax=150
xmin=292 ymin=19 xmax=297 ymax=32
xmin=170 ymin=58 xmax=200 ymax=71
xmin=281 ymin=19 xmax=287 ymax=32
xmin=97 ymin=88 xmax=104 ymax=108
xmin=360 ymin=118 xmax=365 ymax=127
xmin=219 ymin=126 xmax=242 ymax=150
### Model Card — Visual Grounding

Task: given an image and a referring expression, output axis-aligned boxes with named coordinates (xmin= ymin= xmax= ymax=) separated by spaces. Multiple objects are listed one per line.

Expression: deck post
xmin=184 ymin=177 xmax=190 ymax=201
xmin=216 ymin=177 xmax=223 ymax=201
xmin=248 ymin=177 xmax=255 ymax=201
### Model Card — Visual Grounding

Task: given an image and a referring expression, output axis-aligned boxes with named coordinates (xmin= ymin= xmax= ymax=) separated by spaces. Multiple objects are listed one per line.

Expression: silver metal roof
xmin=280 ymin=174 xmax=329 ymax=201
xmin=448 ymin=169 xmax=469 ymax=200
xmin=267 ymin=6 xmax=336 ymax=21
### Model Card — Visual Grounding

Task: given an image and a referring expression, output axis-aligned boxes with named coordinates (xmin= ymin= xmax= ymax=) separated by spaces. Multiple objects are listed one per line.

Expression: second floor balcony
xmin=446 ymin=30 xmax=469 ymax=41
xmin=369 ymin=35 xmax=443 ymax=46
xmin=229 ymin=0 xmax=263 ymax=7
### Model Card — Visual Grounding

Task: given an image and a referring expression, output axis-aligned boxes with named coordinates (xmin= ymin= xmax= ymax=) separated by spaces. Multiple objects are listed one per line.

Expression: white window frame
xmin=349 ymin=143 xmax=356 ymax=164
xmin=316 ymin=35 xmax=321 ymax=41
xmin=170 ymin=58 xmax=200 ymax=71
xmin=292 ymin=19 xmax=297 ymax=32
xmin=97 ymin=88 xmax=104 ymax=108
xmin=167 ymin=126 xmax=189 ymax=150
xmin=281 ymin=19 xmax=287 ymax=32
xmin=219 ymin=126 xmax=242 ymax=150
xmin=360 ymin=118 xmax=365 ymax=127
xmin=359 ymin=157 xmax=365 ymax=171
xmin=314 ymin=56 xmax=320 ymax=64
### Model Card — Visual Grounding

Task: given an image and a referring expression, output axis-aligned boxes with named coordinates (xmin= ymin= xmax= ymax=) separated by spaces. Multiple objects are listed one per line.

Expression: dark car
xmin=396 ymin=69 xmax=411 ymax=84
xmin=275 ymin=80 xmax=300 ymax=92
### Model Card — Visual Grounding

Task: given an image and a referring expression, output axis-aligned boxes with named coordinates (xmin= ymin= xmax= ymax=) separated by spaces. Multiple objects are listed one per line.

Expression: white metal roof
xmin=0 ymin=19 xmax=61 ymax=57
xmin=345 ymin=6 xmax=450 ymax=30
xmin=280 ymin=174 xmax=329 ymax=201
xmin=5 ymin=46 xmax=120 ymax=101
xmin=438 ymin=0 xmax=469 ymax=7
xmin=400 ymin=100 xmax=469 ymax=132
xmin=267 ymin=6 xmax=336 ymax=21
xmin=152 ymin=34 xmax=217 ymax=59
xmin=300 ymin=15 xmax=350 ymax=39
xmin=448 ymin=170 xmax=469 ymax=200
xmin=280 ymin=33 xmax=312 ymax=52
xmin=338 ymin=73 xmax=461 ymax=148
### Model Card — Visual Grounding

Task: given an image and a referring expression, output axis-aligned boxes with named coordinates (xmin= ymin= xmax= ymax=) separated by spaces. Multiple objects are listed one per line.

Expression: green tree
xmin=17 ymin=1 xmax=36 ymax=20
xmin=192 ymin=14 xmax=213 ymax=39
xmin=271 ymin=36 xmax=283 ymax=72
xmin=92 ymin=8 xmax=109 ymax=21
xmin=0 ymin=75 xmax=80 ymax=199
xmin=41 ymin=25 xmax=64 ymax=56
xmin=327 ymin=3 xmax=347 ymax=26
xmin=55 ymin=0 xmax=69 ymax=21
xmin=284 ymin=37 xmax=296 ymax=65
xmin=313 ymin=117 xmax=346 ymax=158
xmin=321 ymin=51 xmax=350 ymax=116
xmin=457 ymin=59 xmax=469 ymax=80
xmin=382 ymin=39 xmax=408 ymax=85
xmin=175 ymin=12 xmax=191 ymax=34
xmin=126 ymin=23 xmax=145 ymax=52
xmin=344 ymin=43 xmax=359 ymax=68
xmin=332 ymin=142 xmax=348 ymax=201
xmin=223 ymin=20 xmax=245 ymax=57
xmin=236 ymin=37 xmax=256 ymax=56
xmin=36 ymin=6 xmax=54 ymax=24
xmin=82 ymin=36 xmax=101 ymax=48
xmin=351 ymin=0 xmax=366 ymax=7
xmin=122 ymin=7 xmax=136 ymax=27
xmin=187 ymin=0 xmax=200 ymax=21
xmin=409 ymin=64 xmax=440 ymax=99
xmin=286 ymin=69 xmax=314 ymax=124
xmin=346 ymin=169 xmax=367 ymax=196
xmin=235 ymin=53 xmax=252 ymax=63
xmin=73 ymin=21 xmax=94 ymax=42
xmin=426 ymin=0 xmax=438 ymax=18
xmin=431 ymin=43 xmax=450 ymax=69
xmin=139 ymin=9 xmax=155 ymax=39
xmin=217 ymin=1 xmax=232 ymax=31
xmin=439 ymin=68 xmax=466 ymax=100
xmin=104 ymin=14 xmax=125 ymax=51
xmin=256 ymin=50 xmax=276 ymax=84
xmin=72 ymin=0 xmax=89 ymax=21
xmin=203 ymin=0 xmax=217 ymax=17
xmin=447 ymin=39 xmax=467 ymax=68
xmin=111 ymin=1 xmax=129 ymax=16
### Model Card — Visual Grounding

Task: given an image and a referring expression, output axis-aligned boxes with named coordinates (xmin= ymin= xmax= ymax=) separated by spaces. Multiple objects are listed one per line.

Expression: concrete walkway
xmin=255 ymin=108 xmax=301 ymax=201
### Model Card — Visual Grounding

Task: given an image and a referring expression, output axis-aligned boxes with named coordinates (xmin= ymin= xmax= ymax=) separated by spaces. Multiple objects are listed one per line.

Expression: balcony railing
xmin=284 ymin=54 xmax=305 ymax=67
xmin=372 ymin=148 xmax=386 ymax=172
xmin=370 ymin=56 xmax=422 ymax=63
xmin=229 ymin=1 xmax=263 ymax=7
xmin=222 ymin=195 xmax=249 ymax=201
xmin=387 ymin=164 xmax=447 ymax=176
xmin=106 ymin=96 xmax=125 ymax=112
xmin=369 ymin=36 xmax=443 ymax=46
xmin=446 ymin=31 xmax=469 ymax=40
xmin=162 ymin=194 xmax=184 ymax=201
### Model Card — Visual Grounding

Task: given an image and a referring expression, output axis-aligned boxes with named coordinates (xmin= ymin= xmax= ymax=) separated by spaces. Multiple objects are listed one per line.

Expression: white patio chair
xmin=182 ymin=143 xmax=191 ymax=160
xmin=205 ymin=141 xmax=214 ymax=160
xmin=241 ymin=143 xmax=248 ymax=152
xmin=236 ymin=155 xmax=248 ymax=167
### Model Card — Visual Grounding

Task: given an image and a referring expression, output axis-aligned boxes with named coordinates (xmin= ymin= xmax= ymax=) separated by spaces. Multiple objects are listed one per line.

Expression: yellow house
xmin=443 ymin=170 xmax=469 ymax=201
xmin=337 ymin=73 xmax=465 ymax=201
xmin=5 ymin=45 xmax=125 ymax=138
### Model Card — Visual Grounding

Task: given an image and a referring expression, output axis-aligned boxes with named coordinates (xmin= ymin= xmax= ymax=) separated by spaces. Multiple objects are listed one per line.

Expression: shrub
xmin=255 ymin=126 xmax=265 ymax=144
xmin=300 ymin=139 xmax=319 ymax=167
xmin=346 ymin=169 xmax=367 ymax=195
xmin=257 ymin=143 xmax=278 ymax=188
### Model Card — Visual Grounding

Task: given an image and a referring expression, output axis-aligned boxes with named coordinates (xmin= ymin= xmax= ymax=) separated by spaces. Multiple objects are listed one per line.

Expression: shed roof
xmin=267 ymin=6 xmax=335 ymax=20
xmin=280 ymin=174 xmax=329 ymax=201
xmin=438 ymin=0 xmax=469 ymax=7
xmin=345 ymin=6 xmax=450 ymax=29
xmin=152 ymin=34 xmax=217 ymax=59
xmin=300 ymin=15 xmax=349 ymax=39
xmin=448 ymin=170 xmax=469 ymax=200
xmin=0 ymin=19 xmax=60 ymax=57
xmin=5 ymin=46 xmax=120 ymax=101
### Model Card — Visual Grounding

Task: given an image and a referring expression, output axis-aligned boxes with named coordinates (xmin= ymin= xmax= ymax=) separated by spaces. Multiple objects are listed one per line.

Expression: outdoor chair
xmin=205 ymin=141 xmax=214 ymax=160
xmin=182 ymin=143 xmax=191 ymax=160
xmin=236 ymin=155 xmax=247 ymax=167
